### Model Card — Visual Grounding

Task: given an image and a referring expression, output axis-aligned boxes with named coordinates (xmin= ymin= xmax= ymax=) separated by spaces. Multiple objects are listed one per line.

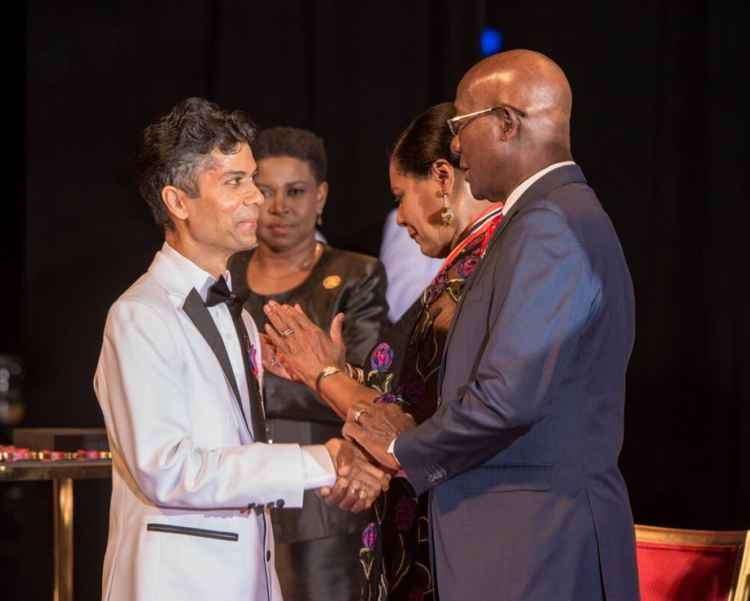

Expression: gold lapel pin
xmin=323 ymin=275 xmax=342 ymax=290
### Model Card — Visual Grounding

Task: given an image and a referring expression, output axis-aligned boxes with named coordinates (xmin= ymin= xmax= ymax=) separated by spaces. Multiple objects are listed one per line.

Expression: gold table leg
xmin=52 ymin=478 xmax=74 ymax=601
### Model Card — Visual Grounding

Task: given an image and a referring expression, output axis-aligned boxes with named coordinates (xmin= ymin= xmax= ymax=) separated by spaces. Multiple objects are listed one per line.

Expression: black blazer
xmin=230 ymin=245 xmax=388 ymax=542
xmin=396 ymin=165 xmax=640 ymax=601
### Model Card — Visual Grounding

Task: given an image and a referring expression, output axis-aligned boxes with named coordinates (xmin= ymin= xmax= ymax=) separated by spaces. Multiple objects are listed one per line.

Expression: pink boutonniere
xmin=248 ymin=342 xmax=259 ymax=377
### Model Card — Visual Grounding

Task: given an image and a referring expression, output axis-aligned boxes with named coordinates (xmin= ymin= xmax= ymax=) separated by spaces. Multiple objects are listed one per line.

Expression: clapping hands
xmin=262 ymin=301 xmax=346 ymax=388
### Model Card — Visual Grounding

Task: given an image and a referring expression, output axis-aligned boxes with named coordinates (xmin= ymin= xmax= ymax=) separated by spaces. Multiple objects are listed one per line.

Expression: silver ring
xmin=280 ymin=328 xmax=294 ymax=337
xmin=353 ymin=409 xmax=365 ymax=424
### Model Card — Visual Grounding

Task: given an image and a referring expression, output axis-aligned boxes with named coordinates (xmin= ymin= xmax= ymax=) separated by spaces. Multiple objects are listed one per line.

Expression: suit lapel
xmin=439 ymin=207 xmax=522 ymax=386
xmin=182 ymin=289 xmax=243 ymax=414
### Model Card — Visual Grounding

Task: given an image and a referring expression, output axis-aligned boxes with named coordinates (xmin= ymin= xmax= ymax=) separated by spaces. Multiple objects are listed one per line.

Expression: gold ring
xmin=280 ymin=328 xmax=294 ymax=337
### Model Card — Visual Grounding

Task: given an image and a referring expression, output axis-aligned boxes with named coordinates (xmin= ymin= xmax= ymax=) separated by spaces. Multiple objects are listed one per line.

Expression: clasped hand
xmin=321 ymin=438 xmax=391 ymax=512
xmin=343 ymin=401 xmax=416 ymax=472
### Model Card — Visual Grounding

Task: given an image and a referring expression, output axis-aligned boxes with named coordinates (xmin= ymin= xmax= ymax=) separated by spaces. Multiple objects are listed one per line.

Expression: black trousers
xmin=274 ymin=531 xmax=364 ymax=601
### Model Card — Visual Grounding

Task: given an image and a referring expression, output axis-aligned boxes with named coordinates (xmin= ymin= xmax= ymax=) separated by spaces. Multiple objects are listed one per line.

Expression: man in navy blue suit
xmin=345 ymin=49 xmax=640 ymax=600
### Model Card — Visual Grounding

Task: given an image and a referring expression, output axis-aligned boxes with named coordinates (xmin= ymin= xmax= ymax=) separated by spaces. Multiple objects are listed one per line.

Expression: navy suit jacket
xmin=395 ymin=165 xmax=639 ymax=601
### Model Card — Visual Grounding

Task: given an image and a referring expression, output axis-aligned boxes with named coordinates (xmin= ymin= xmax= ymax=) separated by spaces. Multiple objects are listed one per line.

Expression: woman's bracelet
xmin=344 ymin=362 xmax=365 ymax=384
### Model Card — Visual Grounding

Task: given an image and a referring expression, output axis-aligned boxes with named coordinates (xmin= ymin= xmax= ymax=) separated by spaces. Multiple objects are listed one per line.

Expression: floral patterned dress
xmin=355 ymin=207 xmax=504 ymax=601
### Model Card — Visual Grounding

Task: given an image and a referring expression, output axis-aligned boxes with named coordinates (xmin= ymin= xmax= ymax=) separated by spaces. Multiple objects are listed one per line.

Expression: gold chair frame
xmin=635 ymin=524 xmax=750 ymax=601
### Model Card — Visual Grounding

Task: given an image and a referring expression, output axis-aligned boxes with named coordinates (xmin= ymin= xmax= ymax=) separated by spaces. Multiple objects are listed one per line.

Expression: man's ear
xmin=316 ymin=181 xmax=329 ymax=214
xmin=161 ymin=185 xmax=190 ymax=223
xmin=497 ymin=107 xmax=521 ymax=142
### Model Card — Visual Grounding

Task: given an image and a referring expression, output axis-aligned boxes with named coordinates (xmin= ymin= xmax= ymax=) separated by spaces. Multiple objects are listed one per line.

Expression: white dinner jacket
xmin=94 ymin=245 xmax=309 ymax=601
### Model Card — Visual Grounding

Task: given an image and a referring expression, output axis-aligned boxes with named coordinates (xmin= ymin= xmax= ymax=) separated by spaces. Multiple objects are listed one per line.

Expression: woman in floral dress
xmin=263 ymin=102 xmax=504 ymax=601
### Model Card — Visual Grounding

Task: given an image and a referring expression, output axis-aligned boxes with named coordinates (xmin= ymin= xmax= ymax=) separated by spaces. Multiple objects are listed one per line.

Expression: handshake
xmin=320 ymin=402 xmax=416 ymax=513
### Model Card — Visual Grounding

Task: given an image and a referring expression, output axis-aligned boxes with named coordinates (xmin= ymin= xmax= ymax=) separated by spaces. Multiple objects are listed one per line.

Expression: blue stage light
xmin=480 ymin=27 xmax=503 ymax=56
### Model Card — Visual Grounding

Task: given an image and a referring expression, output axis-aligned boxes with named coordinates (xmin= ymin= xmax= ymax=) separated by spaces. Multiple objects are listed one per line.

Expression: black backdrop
xmin=2 ymin=2 xmax=748 ymax=600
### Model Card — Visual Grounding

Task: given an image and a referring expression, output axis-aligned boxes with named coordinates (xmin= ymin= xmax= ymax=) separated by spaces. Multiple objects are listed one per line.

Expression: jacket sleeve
xmin=342 ymin=259 xmax=389 ymax=366
xmin=94 ymin=298 xmax=307 ymax=510
xmin=394 ymin=207 xmax=599 ymax=495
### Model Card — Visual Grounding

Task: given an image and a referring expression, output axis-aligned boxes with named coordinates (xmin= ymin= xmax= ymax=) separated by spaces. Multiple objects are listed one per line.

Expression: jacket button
xmin=266 ymin=550 xmax=271 ymax=562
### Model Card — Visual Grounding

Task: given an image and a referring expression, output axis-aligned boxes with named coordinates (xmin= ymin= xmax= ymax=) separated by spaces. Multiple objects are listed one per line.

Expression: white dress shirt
xmin=502 ymin=161 xmax=576 ymax=215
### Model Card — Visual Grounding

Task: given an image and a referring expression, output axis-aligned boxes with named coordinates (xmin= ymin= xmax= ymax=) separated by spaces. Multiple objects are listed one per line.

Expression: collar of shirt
xmin=161 ymin=242 xmax=233 ymax=303
xmin=502 ymin=161 xmax=576 ymax=215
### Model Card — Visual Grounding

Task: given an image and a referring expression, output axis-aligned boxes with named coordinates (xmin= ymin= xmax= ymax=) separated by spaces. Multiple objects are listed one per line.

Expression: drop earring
xmin=316 ymin=213 xmax=323 ymax=226
xmin=440 ymin=192 xmax=454 ymax=226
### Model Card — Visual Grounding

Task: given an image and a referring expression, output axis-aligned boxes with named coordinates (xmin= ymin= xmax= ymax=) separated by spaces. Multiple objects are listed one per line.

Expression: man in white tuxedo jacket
xmin=94 ymin=97 xmax=388 ymax=601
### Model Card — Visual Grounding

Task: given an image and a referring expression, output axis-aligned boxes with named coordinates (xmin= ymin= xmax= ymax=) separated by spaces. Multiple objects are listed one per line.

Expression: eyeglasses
xmin=446 ymin=104 xmax=527 ymax=136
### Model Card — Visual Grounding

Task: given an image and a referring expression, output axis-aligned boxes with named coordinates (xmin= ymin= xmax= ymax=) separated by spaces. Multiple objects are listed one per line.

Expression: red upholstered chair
xmin=635 ymin=524 xmax=750 ymax=601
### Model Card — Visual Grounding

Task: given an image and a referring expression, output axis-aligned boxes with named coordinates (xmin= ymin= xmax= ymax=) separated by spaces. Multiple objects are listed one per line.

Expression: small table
xmin=0 ymin=459 xmax=112 ymax=601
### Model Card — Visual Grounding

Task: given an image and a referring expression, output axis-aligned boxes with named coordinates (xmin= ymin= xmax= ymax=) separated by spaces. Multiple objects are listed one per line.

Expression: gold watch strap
xmin=315 ymin=366 xmax=342 ymax=396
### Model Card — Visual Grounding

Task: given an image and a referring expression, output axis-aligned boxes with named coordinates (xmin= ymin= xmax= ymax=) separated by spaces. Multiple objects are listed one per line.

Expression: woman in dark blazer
xmin=229 ymin=126 xmax=388 ymax=601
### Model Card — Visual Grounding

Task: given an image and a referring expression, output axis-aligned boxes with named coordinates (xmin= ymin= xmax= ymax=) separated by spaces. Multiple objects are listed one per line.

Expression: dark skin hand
xmin=321 ymin=438 xmax=391 ymax=512
xmin=263 ymin=301 xmax=346 ymax=388
xmin=342 ymin=401 xmax=417 ymax=472
xmin=258 ymin=332 xmax=294 ymax=380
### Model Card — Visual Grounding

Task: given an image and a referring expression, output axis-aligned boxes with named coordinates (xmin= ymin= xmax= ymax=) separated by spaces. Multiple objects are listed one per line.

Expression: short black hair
xmin=253 ymin=126 xmax=327 ymax=183
xmin=136 ymin=97 xmax=256 ymax=229
xmin=391 ymin=102 xmax=461 ymax=178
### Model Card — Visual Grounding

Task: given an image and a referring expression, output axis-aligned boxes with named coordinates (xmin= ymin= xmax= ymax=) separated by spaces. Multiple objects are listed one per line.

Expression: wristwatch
xmin=315 ymin=365 xmax=342 ymax=396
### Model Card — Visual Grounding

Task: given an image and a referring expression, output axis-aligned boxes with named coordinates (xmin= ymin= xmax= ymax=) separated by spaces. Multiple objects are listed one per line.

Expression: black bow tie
xmin=202 ymin=275 xmax=266 ymax=442
xmin=205 ymin=276 xmax=243 ymax=315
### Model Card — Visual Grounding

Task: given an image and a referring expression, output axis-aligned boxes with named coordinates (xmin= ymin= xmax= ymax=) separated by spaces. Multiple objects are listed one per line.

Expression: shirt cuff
xmin=388 ymin=438 xmax=406 ymax=477
xmin=301 ymin=445 xmax=337 ymax=490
